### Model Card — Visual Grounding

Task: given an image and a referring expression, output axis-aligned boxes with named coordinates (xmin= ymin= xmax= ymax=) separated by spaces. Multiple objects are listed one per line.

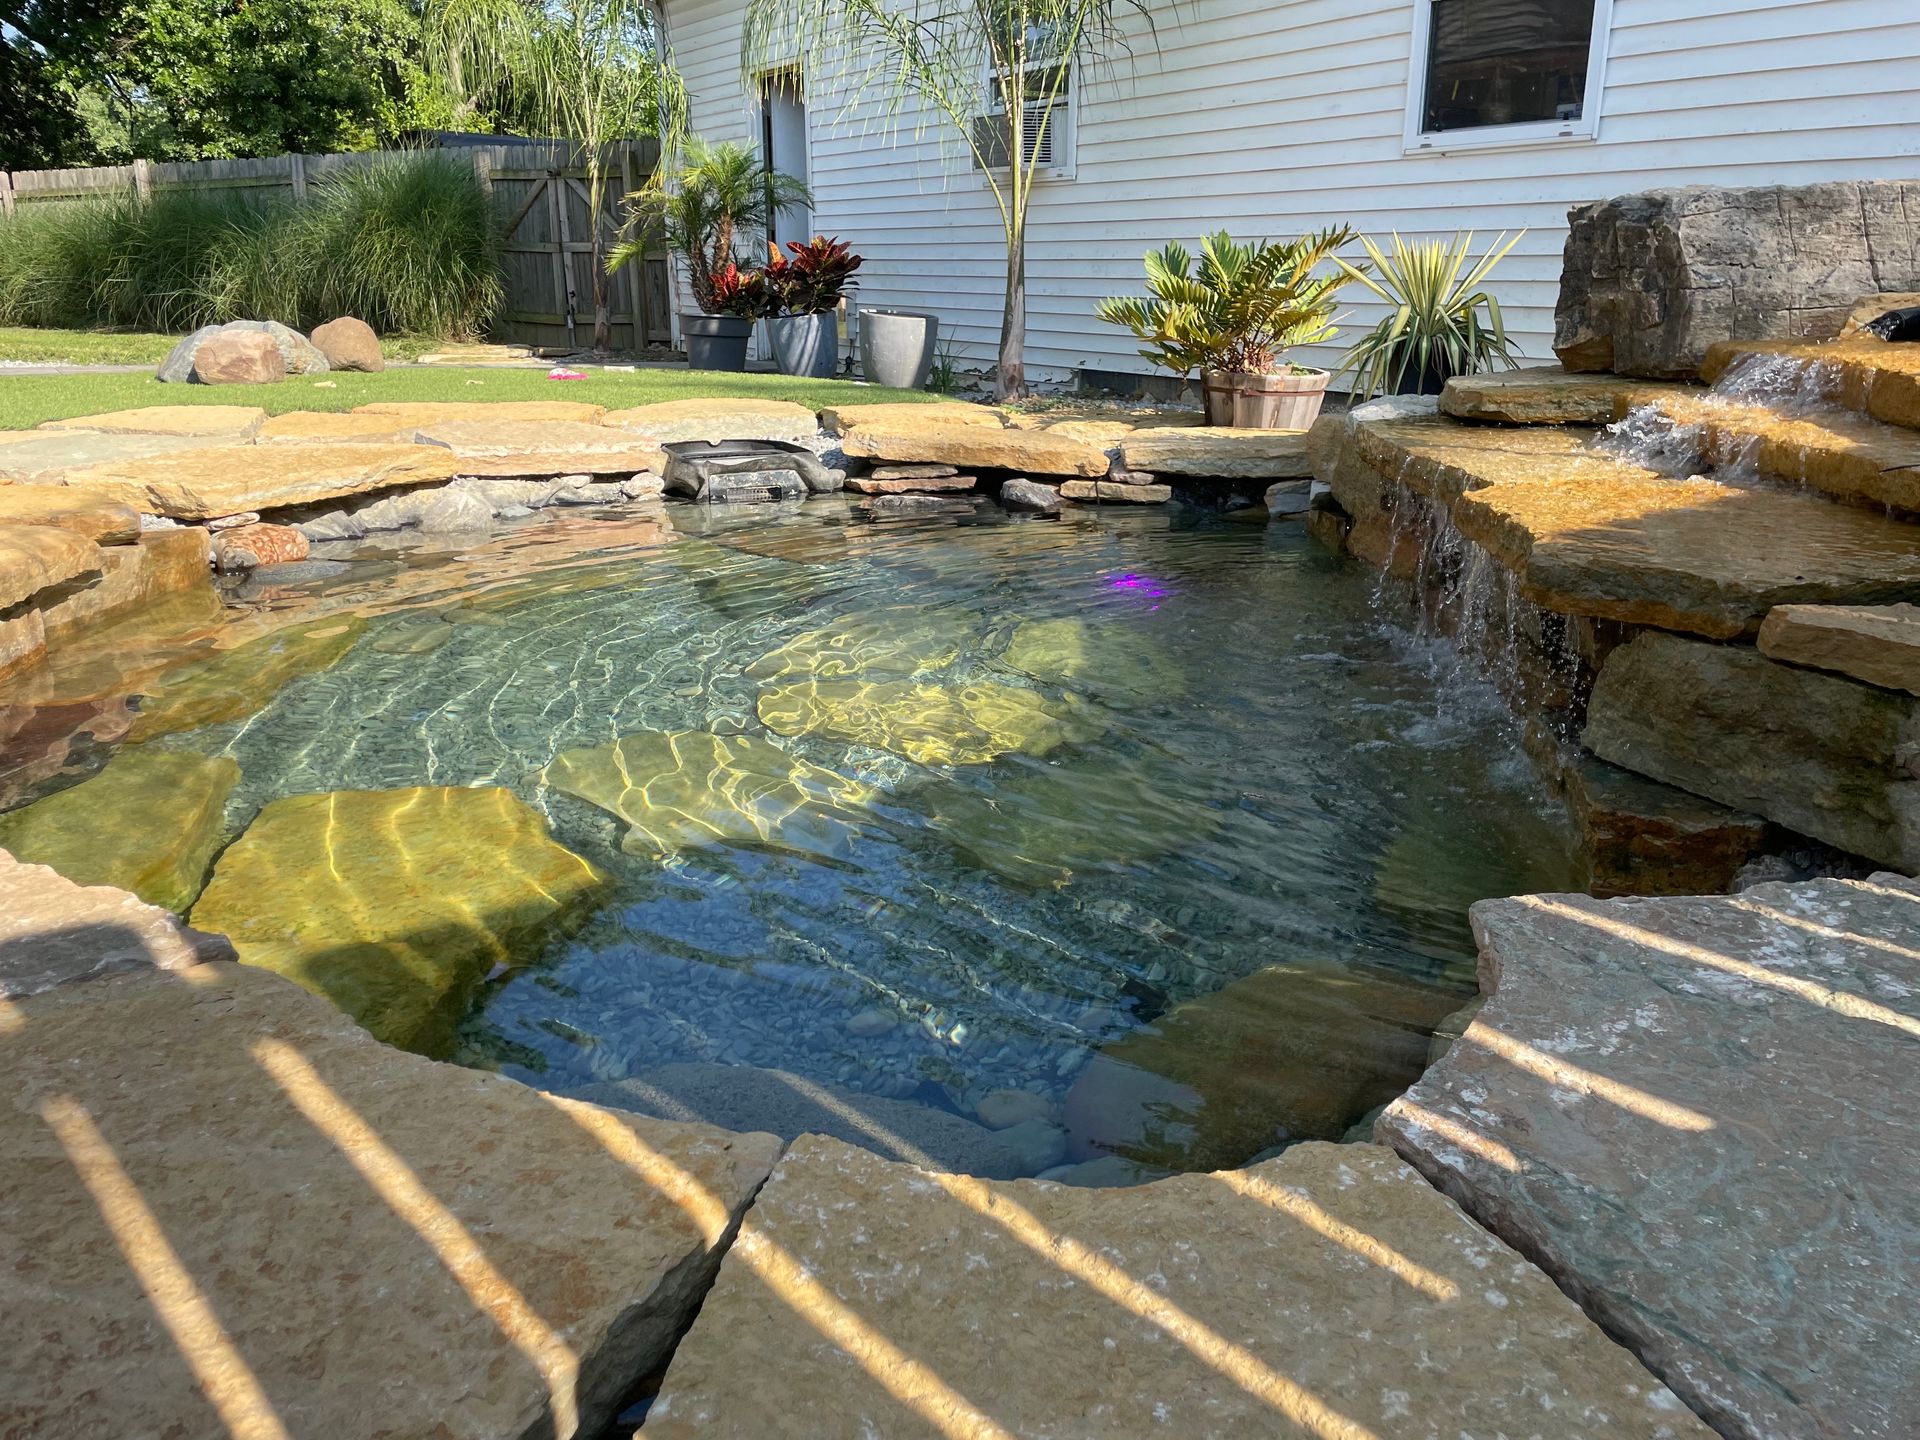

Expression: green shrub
xmin=0 ymin=151 xmax=503 ymax=340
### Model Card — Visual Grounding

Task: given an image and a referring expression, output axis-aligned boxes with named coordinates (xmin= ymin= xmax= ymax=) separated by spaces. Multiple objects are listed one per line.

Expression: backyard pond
xmin=0 ymin=499 xmax=1583 ymax=1180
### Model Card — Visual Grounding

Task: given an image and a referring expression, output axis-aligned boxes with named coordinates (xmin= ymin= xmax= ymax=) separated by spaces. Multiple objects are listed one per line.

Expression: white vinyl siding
xmin=667 ymin=0 xmax=1920 ymax=382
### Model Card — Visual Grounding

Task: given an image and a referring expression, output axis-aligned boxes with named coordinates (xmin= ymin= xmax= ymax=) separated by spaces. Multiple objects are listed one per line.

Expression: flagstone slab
xmin=601 ymin=397 xmax=816 ymax=443
xmin=819 ymin=401 xmax=1003 ymax=436
xmin=1758 ymin=601 xmax=1920 ymax=694
xmin=0 ymin=848 xmax=234 ymax=997
xmin=0 ymin=958 xmax=780 ymax=1440
xmin=0 ymin=431 xmax=231 ymax=484
xmin=756 ymin=678 xmax=1101 ymax=765
xmin=0 ymin=524 xmax=103 ymax=611
xmin=255 ymin=410 xmax=420 ymax=444
xmin=1702 ymin=337 xmax=1920 ymax=430
xmin=413 ymin=419 xmax=667 ymax=477
xmin=1439 ymin=366 xmax=1689 ymax=425
xmin=0 ymin=486 xmax=140 ymax=543
xmin=642 ymin=1135 xmax=1710 ymax=1440
xmin=40 ymin=405 xmax=266 ymax=440
xmin=191 ymin=785 xmax=608 ymax=1055
xmin=1000 ymin=616 xmax=1184 ymax=698
xmin=353 ymin=400 xmax=608 ymax=426
xmin=842 ymin=424 xmax=1111 ymax=478
xmin=745 ymin=608 xmax=981 ymax=681
xmin=57 ymin=442 xmax=462 ymax=520
xmin=0 ymin=747 xmax=238 ymax=912
xmin=1378 ymin=876 xmax=1920 ymax=1440
xmin=1120 ymin=427 xmax=1313 ymax=478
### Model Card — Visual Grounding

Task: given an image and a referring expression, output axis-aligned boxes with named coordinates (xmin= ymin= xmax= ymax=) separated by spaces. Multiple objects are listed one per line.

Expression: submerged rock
xmin=1062 ymin=961 xmax=1466 ymax=1171
xmin=0 ymin=747 xmax=238 ymax=913
xmin=1000 ymin=615 xmax=1183 ymax=699
xmin=755 ymin=678 xmax=1102 ymax=766
xmin=126 ymin=615 xmax=365 ymax=741
xmin=191 ymin=785 xmax=608 ymax=1055
xmin=744 ymin=608 xmax=980 ymax=682
xmin=541 ymin=730 xmax=876 ymax=859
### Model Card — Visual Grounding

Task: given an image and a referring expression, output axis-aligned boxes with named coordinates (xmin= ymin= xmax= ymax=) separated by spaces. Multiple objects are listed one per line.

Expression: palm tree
xmin=426 ymin=0 xmax=688 ymax=352
xmin=610 ymin=139 xmax=811 ymax=314
xmin=743 ymin=0 xmax=1166 ymax=400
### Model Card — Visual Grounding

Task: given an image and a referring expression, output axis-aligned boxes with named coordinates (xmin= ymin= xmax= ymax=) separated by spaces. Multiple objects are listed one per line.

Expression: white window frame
xmin=1403 ymin=0 xmax=1613 ymax=155
xmin=974 ymin=53 xmax=1077 ymax=183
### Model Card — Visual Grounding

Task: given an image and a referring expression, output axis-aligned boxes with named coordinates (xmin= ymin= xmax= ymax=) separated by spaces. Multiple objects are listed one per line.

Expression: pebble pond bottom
xmin=160 ymin=503 xmax=1584 ymax=1178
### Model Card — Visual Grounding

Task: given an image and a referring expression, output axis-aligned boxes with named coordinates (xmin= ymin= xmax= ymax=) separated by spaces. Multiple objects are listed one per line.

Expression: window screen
xmin=1421 ymin=0 xmax=1595 ymax=133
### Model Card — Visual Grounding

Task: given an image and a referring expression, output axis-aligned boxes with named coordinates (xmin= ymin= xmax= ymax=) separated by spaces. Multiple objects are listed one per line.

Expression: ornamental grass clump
xmin=1337 ymin=231 xmax=1524 ymax=400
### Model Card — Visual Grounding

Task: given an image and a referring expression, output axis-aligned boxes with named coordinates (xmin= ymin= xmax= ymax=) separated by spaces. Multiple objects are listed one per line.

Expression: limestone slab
xmin=846 ymin=471 xmax=977 ymax=494
xmin=1379 ymin=876 xmax=1920 ymax=1440
xmin=40 ymin=405 xmax=266 ymax=439
xmin=1584 ymin=630 xmax=1920 ymax=870
xmin=1549 ymin=744 xmax=1769 ymax=898
xmin=1119 ymin=426 xmax=1312 ymax=478
xmin=0 ymin=848 xmax=234 ymax=997
xmin=414 ymin=419 xmax=667 ymax=477
xmin=1059 ymin=478 xmax=1172 ymax=502
xmin=1701 ymin=337 xmax=1920 ymax=431
xmin=0 ymin=524 xmax=103 ymax=610
xmin=40 ymin=529 xmax=214 ymax=638
xmin=0 ymin=486 xmax=139 ymax=543
xmin=643 ymin=1135 xmax=1709 ymax=1440
xmin=1759 ymin=602 xmax=1920 ymax=694
xmin=126 ymin=615 xmax=364 ymax=741
xmin=843 ymin=424 xmax=1110 ymax=478
xmin=255 ymin=410 xmax=418 ymax=444
xmin=600 ymin=397 xmax=816 ymax=443
xmin=58 ymin=442 xmax=462 ymax=520
xmin=818 ymin=400 xmax=1003 ymax=435
xmin=353 ymin=400 xmax=608 ymax=426
xmin=0 ymin=960 xmax=780 ymax=1440
xmin=190 ymin=785 xmax=608 ymax=1055
xmin=1440 ymin=366 xmax=1691 ymax=425
xmin=0 ymin=431 xmax=230 ymax=484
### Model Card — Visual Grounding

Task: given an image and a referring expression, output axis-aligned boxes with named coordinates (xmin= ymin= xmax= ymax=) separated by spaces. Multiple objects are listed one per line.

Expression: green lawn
xmin=0 ymin=364 xmax=938 ymax=430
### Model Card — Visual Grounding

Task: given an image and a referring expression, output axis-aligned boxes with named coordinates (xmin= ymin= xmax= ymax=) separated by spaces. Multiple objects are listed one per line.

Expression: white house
xmin=658 ymin=0 xmax=1920 ymax=386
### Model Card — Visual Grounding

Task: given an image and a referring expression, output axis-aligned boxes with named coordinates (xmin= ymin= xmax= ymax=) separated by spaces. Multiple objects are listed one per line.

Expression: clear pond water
xmin=5 ymin=500 xmax=1583 ymax=1176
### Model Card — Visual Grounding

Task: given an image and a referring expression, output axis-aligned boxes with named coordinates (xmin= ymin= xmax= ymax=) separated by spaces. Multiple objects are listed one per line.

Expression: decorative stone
xmin=847 ymin=472 xmax=978 ymax=494
xmin=1001 ymin=617 xmax=1183 ymax=698
xmin=40 ymin=405 xmax=266 ymax=440
xmin=60 ymin=442 xmax=462 ymax=520
xmin=0 ymin=432 xmax=232 ymax=484
xmin=309 ymin=315 xmax=384 ymax=371
xmin=865 ymin=463 xmax=960 ymax=480
xmin=1059 ymin=479 xmax=1173 ymax=503
xmin=579 ymin=1064 xmax=1042 ymax=1177
xmin=1119 ymin=427 xmax=1312 ymax=478
xmin=541 ymin=730 xmax=876 ymax=860
xmin=0 ymin=524 xmax=102 ymax=611
xmin=745 ymin=609 xmax=980 ymax=682
xmin=414 ymin=419 xmax=668 ymax=478
xmin=998 ymin=478 xmax=1062 ymax=513
xmin=0 ymin=960 xmax=780 ymax=1440
xmin=353 ymin=400 xmax=607 ymax=426
xmin=205 ymin=511 xmax=261 ymax=531
xmin=1759 ymin=602 xmax=1920 ymax=694
xmin=1440 ymin=366 xmax=1689 ymax=425
xmin=1264 ymin=479 xmax=1311 ymax=516
xmin=1554 ymin=181 xmax=1920 ymax=378
xmin=191 ymin=785 xmax=607 ymax=1055
xmin=1551 ymin=746 xmax=1770 ymax=898
xmin=601 ymin=397 xmax=817 ymax=443
xmin=0 ymin=747 xmax=238 ymax=912
xmin=643 ymin=1135 xmax=1711 ymax=1440
xmin=256 ymin=410 xmax=417 ymax=443
xmin=0 ymin=848 xmax=234 ymax=997
xmin=843 ymin=424 xmax=1109 ymax=479
xmin=863 ymin=493 xmax=977 ymax=516
xmin=189 ymin=329 xmax=285 ymax=385
xmin=0 ymin=487 xmax=139 ymax=543
xmin=211 ymin=522 xmax=308 ymax=572
xmin=819 ymin=401 xmax=1002 ymax=436
xmin=1584 ymin=630 xmax=1920 ymax=870
xmin=1380 ymin=876 xmax=1920 ymax=1440
xmin=127 ymin=616 xmax=365 ymax=742
xmin=1063 ymin=962 xmax=1466 ymax=1171
xmin=756 ymin=679 xmax=1101 ymax=766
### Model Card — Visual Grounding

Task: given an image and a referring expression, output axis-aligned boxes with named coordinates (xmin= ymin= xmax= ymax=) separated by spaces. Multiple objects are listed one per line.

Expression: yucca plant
xmin=1096 ymin=228 xmax=1356 ymax=379
xmin=1337 ymin=231 xmax=1524 ymax=400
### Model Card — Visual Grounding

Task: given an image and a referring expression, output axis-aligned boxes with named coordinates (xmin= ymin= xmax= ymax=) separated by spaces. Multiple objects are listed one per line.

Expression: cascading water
xmin=1596 ymin=346 xmax=1844 ymax=481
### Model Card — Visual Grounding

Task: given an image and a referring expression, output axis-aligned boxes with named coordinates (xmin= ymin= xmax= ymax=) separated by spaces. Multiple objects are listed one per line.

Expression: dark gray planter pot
xmin=859 ymin=308 xmax=938 ymax=390
xmin=683 ymin=313 xmax=753 ymax=372
xmin=769 ymin=312 xmax=841 ymax=378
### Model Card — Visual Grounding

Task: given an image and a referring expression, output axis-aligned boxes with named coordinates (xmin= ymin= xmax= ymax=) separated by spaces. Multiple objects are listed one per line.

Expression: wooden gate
xmin=482 ymin=141 xmax=673 ymax=351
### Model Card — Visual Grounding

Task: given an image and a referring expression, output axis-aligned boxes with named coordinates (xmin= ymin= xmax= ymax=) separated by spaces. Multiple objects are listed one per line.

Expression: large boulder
xmin=309 ymin=315 xmax=385 ymax=371
xmin=188 ymin=329 xmax=285 ymax=385
xmin=158 ymin=319 xmax=329 ymax=384
xmin=1554 ymin=181 xmax=1920 ymax=378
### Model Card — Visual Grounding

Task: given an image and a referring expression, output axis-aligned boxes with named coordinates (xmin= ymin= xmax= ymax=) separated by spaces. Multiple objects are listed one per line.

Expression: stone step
xmin=1380 ymin=874 xmax=1920 ymax=1440
xmin=1617 ymin=390 xmax=1920 ymax=513
xmin=1758 ymin=602 xmax=1920 ymax=695
xmin=1315 ymin=403 xmax=1920 ymax=638
xmin=1702 ymin=336 xmax=1920 ymax=431
xmin=1440 ymin=365 xmax=1696 ymax=426
xmin=842 ymin=423 xmax=1110 ymax=479
xmin=641 ymin=1134 xmax=1712 ymax=1439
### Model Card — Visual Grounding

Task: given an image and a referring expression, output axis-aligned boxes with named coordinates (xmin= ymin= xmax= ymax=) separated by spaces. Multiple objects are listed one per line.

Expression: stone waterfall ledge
xmin=1701 ymin=336 xmax=1920 ymax=431
xmin=1 ymin=950 xmax=782 ymax=1440
xmin=642 ymin=1135 xmax=1710 ymax=1440
xmin=1378 ymin=877 xmax=1920 ymax=1440
xmin=1440 ymin=365 xmax=1692 ymax=426
xmin=1759 ymin=602 xmax=1920 ymax=696
xmin=1312 ymin=403 xmax=1920 ymax=638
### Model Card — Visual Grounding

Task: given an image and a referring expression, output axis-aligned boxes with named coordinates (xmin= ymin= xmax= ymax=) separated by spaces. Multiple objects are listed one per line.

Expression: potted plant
xmin=1097 ymin=228 xmax=1356 ymax=429
xmin=610 ymin=138 xmax=810 ymax=373
xmin=1337 ymin=232 xmax=1524 ymax=400
xmin=697 ymin=262 xmax=778 ymax=370
xmin=764 ymin=235 xmax=863 ymax=378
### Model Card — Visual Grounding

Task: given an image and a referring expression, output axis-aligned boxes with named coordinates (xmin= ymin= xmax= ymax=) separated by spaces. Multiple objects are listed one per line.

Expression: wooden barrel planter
xmin=1232 ymin=368 xmax=1332 ymax=430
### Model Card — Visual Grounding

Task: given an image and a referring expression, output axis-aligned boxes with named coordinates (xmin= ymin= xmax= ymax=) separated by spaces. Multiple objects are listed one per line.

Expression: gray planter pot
xmin=683 ymin=313 xmax=753 ymax=372
xmin=769 ymin=312 xmax=841 ymax=378
xmin=859 ymin=308 xmax=938 ymax=390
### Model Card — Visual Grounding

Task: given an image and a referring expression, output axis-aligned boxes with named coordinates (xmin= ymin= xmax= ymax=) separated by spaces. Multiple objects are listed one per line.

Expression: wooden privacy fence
xmin=0 ymin=142 xmax=673 ymax=350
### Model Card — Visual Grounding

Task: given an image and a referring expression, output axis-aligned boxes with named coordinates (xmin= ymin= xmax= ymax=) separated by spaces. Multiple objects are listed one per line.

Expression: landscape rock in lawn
xmin=211 ymin=522 xmax=309 ymax=572
xmin=541 ymin=730 xmax=877 ymax=860
xmin=354 ymin=399 xmax=608 ymax=426
xmin=414 ymin=419 xmax=668 ymax=477
xmin=1 ymin=957 xmax=781 ymax=1440
xmin=1379 ymin=876 xmax=1920 ymax=1440
xmin=1063 ymin=961 xmax=1466 ymax=1171
xmin=1059 ymin=479 xmax=1172 ymax=503
xmin=745 ymin=608 xmax=980 ymax=681
xmin=843 ymin=423 xmax=1109 ymax=478
xmin=0 ymin=747 xmax=238 ymax=913
xmin=0 ymin=487 xmax=140 ymax=544
xmin=126 ymin=615 xmax=365 ymax=741
xmin=59 ymin=441 xmax=462 ymax=520
xmin=601 ymin=397 xmax=817 ymax=443
xmin=309 ymin=315 xmax=385 ymax=371
xmin=191 ymin=785 xmax=608 ymax=1055
xmin=0 ymin=847 xmax=235 ymax=996
xmin=641 ymin=1135 xmax=1712 ymax=1440
xmin=40 ymin=404 xmax=267 ymax=440
xmin=1758 ymin=602 xmax=1920 ymax=695
xmin=1584 ymin=630 xmax=1920 ymax=870
xmin=998 ymin=478 xmax=1062 ymax=513
xmin=579 ymin=1063 xmax=1047 ymax=1177
xmin=187 ymin=328 xmax=286 ymax=385
xmin=756 ymin=678 xmax=1102 ymax=766
xmin=1119 ymin=426 xmax=1312 ymax=478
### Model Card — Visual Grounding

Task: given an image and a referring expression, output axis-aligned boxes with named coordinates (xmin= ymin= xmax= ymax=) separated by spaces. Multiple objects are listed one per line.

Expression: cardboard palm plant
xmin=1337 ymin=231 xmax=1524 ymax=400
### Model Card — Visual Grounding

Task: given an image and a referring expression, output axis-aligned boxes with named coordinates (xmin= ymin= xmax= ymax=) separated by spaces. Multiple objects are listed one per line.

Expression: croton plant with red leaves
xmin=707 ymin=262 xmax=778 ymax=319
xmin=764 ymin=236 xmax=863 ymax=316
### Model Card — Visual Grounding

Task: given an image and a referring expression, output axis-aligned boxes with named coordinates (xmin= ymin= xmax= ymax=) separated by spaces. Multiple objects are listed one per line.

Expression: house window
xmin=1406 ymin=0 xmax=1612 ymax=150
xmin=973 ymin=58 xmax=1075 ymax=178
